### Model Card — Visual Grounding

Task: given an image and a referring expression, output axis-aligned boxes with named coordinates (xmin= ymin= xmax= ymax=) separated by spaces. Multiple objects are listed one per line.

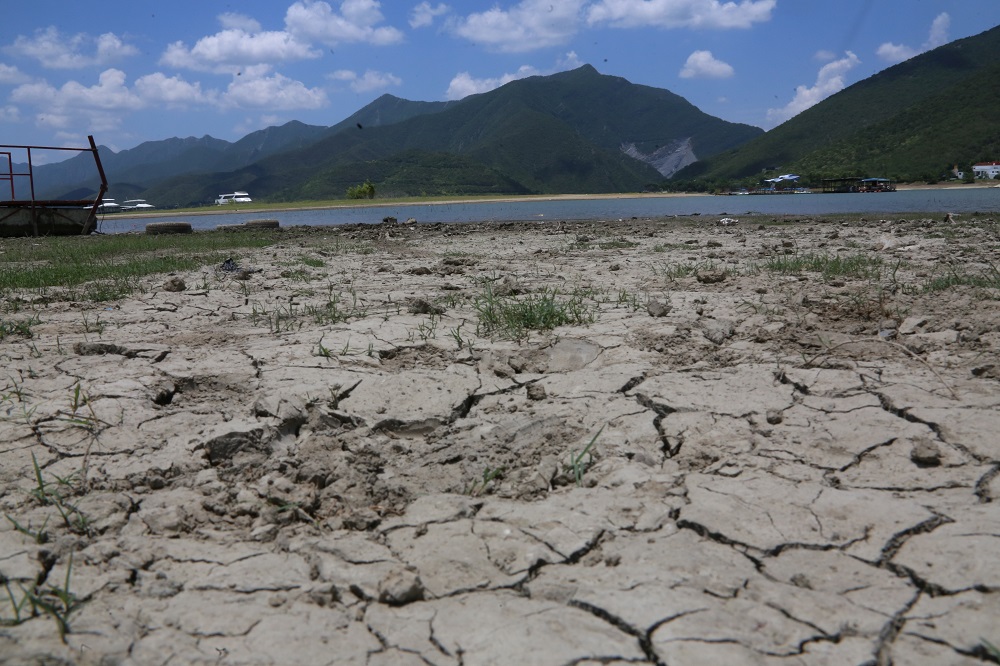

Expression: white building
xmin=973 ymin=162 xmax=1000 ymax=179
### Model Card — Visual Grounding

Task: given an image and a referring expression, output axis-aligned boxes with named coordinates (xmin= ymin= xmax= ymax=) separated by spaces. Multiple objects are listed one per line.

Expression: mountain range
xmin=27 ymin=65 xmax=761 ymax=206
xmin=19 ymin=23 xmax=1000 ymax=205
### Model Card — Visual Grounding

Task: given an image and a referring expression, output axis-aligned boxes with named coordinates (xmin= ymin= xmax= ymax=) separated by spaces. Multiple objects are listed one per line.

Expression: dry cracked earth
xmin=2 ymin=214 xmax=1000 ymax=665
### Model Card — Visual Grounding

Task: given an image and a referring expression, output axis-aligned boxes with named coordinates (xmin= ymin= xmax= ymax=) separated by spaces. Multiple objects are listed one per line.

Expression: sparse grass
xmin=655 ymin=260 xmax=713 ymax=282
xmin=472 ymin=282 xmax=598 ymax=340
xmin=26 ymin=453 xmax=92 ymax=537
xmin=299 ymin=255 xmax=325 ymax=268
xmin=760 ymin=252 xmax=885 ymax=280
xmin=0 ymin=232 xmax=281 ymax=301
xmin=923 ymin=262 xmax=1000 ymax=294
xmin=0 ymin=313 xmax=40 ymax=340
xmin=1 ymin=552 xmax=81 ymax=642
xmin=252 ymin=285 xmax=370 ymax=333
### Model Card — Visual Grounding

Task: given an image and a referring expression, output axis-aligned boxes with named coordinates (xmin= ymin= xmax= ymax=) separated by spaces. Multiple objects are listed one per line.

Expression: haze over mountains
xmin=21 ymin=24 xmax=1000 ymax=205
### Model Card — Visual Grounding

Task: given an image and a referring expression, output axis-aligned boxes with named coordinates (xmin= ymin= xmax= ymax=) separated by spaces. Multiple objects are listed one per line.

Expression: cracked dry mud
xmin=2 ymin=214 xmax=999 ymax=665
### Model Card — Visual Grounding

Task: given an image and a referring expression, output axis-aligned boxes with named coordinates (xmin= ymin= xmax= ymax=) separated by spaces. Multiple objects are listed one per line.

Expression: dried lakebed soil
xmin=2 ymin=215 xmax=999 ymax=665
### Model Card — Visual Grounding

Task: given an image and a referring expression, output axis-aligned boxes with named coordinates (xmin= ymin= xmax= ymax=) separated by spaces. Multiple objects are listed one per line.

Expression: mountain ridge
xmin=29 ymin=65 xmax=762 ymax=205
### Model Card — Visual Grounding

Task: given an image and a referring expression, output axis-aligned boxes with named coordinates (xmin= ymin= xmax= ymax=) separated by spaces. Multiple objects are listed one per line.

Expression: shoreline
xmin=109 ymin=183 xmax=995 ymax=221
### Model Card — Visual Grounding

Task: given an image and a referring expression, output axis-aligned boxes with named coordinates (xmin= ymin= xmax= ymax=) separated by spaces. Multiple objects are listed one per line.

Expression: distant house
xmin=973 ymin=162 xmax=1000 ymax=179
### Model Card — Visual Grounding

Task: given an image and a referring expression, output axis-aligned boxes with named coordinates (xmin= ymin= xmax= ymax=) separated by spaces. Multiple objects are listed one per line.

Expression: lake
xmin=95 ymin=186 xmax=999 ymax=234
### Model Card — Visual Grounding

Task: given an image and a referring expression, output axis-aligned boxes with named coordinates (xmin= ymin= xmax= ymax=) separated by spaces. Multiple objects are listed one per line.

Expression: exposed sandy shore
xmin=2 ymin=213 xmax=999 ymax=664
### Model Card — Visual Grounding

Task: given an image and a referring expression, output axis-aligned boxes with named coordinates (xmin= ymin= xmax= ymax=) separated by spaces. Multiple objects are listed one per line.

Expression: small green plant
xmin=464 ymin=466 xmax=506 ymax=497
xmin=81 ymin=313 xmax=104 ymax=334
xmin=0 ymin=313 xmax=40 ymax=340
xmin=980 ymin=638 xmax=1000 ymax=663
xmin=27 ymin=454 xmax=91 ymax=536
xmin=565 ymin=426 xmax=604 ymax=487
xmin=315 ymin=337 xmax=333 ymax=358
xmin=5 ymin=514 xmax=50 ymax=544
xmin=0 ymin=552 xmax=81 ymax=642
xmin=416 ymin=314 xmax=439 ymax=342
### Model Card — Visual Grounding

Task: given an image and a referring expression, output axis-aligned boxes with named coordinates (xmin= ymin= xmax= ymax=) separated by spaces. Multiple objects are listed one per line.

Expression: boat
xmin=97 ymin=199 xmax=121 ymax=214
xmin=122 ymin=199 xmax=155 ymax=211
xmin=215 ymin=191 xmax=252 ymax=205
xmin=1 ymin=135 xmax=108 ymax=237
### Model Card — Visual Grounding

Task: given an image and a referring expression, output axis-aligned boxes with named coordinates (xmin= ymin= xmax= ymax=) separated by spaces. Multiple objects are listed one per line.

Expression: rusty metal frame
xmin=0 ymin=135 xmax=108 ymax=236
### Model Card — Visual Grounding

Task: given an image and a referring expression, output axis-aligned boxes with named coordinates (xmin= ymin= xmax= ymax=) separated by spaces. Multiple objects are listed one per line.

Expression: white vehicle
xmin=215 ymin=191 xmax=252 ymax=205
xmin=122 ymin=199 xmax=155 ymax=211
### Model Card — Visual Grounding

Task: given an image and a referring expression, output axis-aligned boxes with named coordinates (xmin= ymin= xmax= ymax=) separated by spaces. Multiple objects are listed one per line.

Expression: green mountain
xmin=676 ymin=24 xmax=1000 ymax=183
xmin=46 ymin=65 xmax=762 ymax=206
xmin=33 ymin=121 xmax=329 ymax=200
xmin=142 ymin=65 xmax=762 ymax=204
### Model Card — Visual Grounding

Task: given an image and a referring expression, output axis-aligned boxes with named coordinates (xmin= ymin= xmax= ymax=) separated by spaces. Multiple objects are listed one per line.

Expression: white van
xmin=215 ymin=191 xmax=252 ymax=205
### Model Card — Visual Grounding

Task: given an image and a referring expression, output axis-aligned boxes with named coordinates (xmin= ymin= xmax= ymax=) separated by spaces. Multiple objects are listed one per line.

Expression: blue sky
xmin=2 ymin=1 xmax=997 ymax=160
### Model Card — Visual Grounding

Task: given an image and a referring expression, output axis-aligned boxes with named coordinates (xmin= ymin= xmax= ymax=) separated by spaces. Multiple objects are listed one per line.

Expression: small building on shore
xmin=973 ymin=162 xmax=1000 ymax=179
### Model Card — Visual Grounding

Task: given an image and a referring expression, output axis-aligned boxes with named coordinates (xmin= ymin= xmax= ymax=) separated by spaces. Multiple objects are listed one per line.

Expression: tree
xmin=346 ymin=179 xmax=376 ymax=199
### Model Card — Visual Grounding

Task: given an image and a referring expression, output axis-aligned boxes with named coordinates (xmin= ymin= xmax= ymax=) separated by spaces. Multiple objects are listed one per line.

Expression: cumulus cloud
xmin=6 ymin=27 xmax=138 ymax=69
xmin=410 ymin=2 xmax=450 ymax=28
xmin=222 ymin=71 xmax=327 ymax=110
xmin=767 ymin=51 xmax=860 ymax=124
xmin=445 ymin=65 xmax=541 ymax=99
xmin=160 ymin=25 xmax=319 ymax=73
xmin=877 ymin=12 xmax=950 ymax=64
xmin=0 ymin=105 xmax=20 ymax=122
xmin=12 ymin=69 xmax=144 ymax=111
xmin=449 ymin=0 xmax=587 ymax=53
xmin=814 ymin=49 xmax=836 ymax=62
xmin=285 ymin=0 xmax=403 ymax=47
xmin=134 ymin=73 xmax=217 ymax=106
xmin=219 ymin=12 xmax=263 ymax=33
xmin=587 ymin=0 xmax=776 ymax=30
xmin=0 ymin=63 xmax=30 ymax=84
xmin=558 ymin=51 xmax=584 ymax=70
xmin=329 ymin=68 xmax=402 ymax=93
xmin=679 ymin=50 xmax=734 ymax=79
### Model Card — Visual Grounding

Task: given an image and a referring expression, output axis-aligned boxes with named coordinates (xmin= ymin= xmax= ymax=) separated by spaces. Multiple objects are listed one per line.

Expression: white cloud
xmin=767 ymin=51 xmax=860 ymax=124
xmin=587 ymin=0 xmax=776 ymax=30
xmin=410 ymin=2 xmax=450 ymax=28
xmin=219 ymin=13 xmax=263 ymax=33
xmin=12 ymin=69 xmax=144 ymax=111
xmin=814 ymin=49 xmax=836 ymax=62
xmin=0 ymin=63 xmax=30 ymax=84
xmin=927 ymin=12 xmax=951 ymax=49
xmin=222 ymin=72 xmax=327 ymax=110
xmin=6 ymin=27 xmax=138 ymax=69
xmin=160 ymin=28 xmax=319 ymax=73
xmin=0 ymin=105 xmax=20 ymax=122
xmin=285 ymin=0 xmax=404 ymax=47
xmin=679 ymin=50 xmax=734 ymax=79
xmin=330 ymin=68 xmax=402 ymax=92
xmin=875 ymin=42 xmax=916 ymax=63
xmin=445 ymin=65 xmax=540 ymax=99
xmin=558 ymin=51 xmax=584 ymax=70
xmin=449 ymin=0 xmax=587 ymax=53
xmin=877 ymin=12 xmax=950 ymax=64
xmin=134 ymin=73 xmax=217 ymax=107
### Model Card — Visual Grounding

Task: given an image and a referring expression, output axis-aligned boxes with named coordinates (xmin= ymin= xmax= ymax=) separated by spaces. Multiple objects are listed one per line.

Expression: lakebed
xmin=2 ymin=213 xmax=999 ymax=664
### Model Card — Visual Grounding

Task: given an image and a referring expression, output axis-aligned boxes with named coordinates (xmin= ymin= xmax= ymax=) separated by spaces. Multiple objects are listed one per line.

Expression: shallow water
xmin=95 ymin=186 xmax=999 ymax=234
